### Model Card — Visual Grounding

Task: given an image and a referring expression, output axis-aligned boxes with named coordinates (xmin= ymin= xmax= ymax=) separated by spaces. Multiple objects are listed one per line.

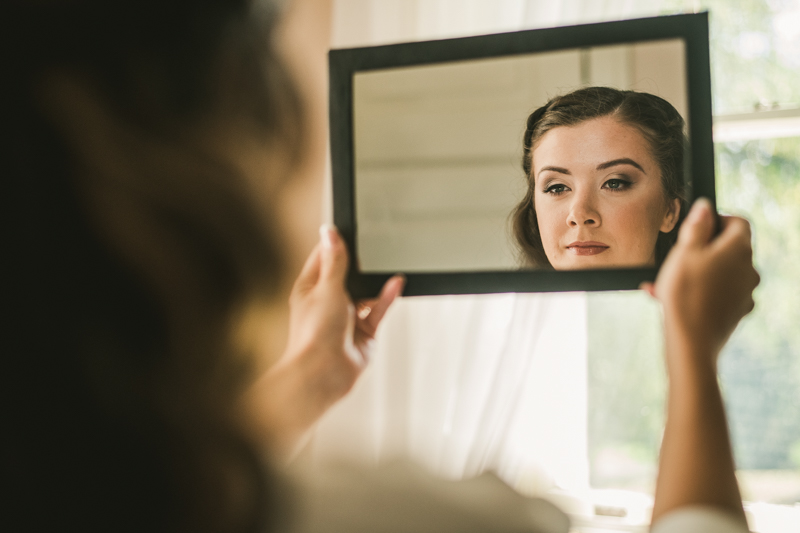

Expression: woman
xmin=513 ymin=87 xmax=687 ymax=270
xmin=2 ymin=1 xmax=758 ymax=532
xmin=3 ymin=0 xmax=400 ymax=530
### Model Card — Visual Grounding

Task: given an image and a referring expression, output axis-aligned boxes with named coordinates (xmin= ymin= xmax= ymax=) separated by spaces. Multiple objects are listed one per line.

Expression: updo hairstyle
xmin=511 ymin=86 xmax=688 ymax=268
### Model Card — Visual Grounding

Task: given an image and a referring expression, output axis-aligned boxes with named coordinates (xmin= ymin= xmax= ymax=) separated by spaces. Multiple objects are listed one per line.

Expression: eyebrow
xmin=596 ymin=158 xmax=645 ymax=173
xmin=537 ymin=158 xmax=646 ymax=177
xmin=537 ymin=166 xmax=571 ymax=176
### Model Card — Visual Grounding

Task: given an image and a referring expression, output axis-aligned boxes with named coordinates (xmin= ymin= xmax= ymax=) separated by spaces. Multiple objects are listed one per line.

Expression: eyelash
xmin=543 ymin=183 xmax=569 ymax=196
xmin=602 ymin=177 xmax=632 ymax=191
xmin=541 ymin=177 xmax=633 ymax=196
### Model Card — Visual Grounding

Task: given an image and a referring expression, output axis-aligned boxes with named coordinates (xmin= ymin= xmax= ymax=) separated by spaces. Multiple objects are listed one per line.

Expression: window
xmin=317 ymin=2 xmax=800 ymax=531
xmin=587 ymin=1 xmax=800 ymax=531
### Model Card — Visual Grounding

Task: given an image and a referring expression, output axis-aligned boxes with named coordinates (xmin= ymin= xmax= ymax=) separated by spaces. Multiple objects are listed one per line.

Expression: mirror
xmin=354 ymin=40 xmax=687 ymax=273
xmin=330 ymin=13 xmax=714 ymax=296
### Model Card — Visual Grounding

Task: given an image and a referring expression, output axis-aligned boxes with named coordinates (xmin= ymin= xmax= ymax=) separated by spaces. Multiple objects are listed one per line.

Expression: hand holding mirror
xmin=329 ymin=13 xmax=715 ymax=297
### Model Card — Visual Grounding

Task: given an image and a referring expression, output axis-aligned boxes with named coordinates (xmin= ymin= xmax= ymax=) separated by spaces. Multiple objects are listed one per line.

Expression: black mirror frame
xmin=329 ymin=12 xmax=714 ymax=298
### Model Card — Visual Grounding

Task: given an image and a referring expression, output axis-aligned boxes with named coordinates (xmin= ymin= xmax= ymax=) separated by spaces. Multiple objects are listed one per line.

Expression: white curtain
xmin=312 ymin=0 xmax=666 ymax=495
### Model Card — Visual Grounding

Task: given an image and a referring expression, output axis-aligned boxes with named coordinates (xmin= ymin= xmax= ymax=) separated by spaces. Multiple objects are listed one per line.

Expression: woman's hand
xmin=246 ymin=225 xmax=404 ymax=458
xmin=284 ymin=225 xmax=405 ymax=401
xmin=642 ymin=198 xmax=760 ymax=368
xmin=645 ymin=198 xmax=759 ymax=525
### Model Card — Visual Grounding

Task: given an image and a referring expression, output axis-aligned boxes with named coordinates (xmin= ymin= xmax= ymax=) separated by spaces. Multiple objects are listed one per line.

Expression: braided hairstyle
xmin=511 ymin=86 xmax=688 ymax=268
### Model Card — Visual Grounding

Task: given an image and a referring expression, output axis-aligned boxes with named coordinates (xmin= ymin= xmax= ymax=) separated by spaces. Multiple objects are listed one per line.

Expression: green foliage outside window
xmin=587 ymin=0 xmax=800 ymax=504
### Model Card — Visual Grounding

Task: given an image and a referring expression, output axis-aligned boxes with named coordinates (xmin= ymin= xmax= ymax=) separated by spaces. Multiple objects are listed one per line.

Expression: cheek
xmin=608 ymin=196 xmax=666 ymax=250
xmin=534 ymin=198 xmax=565 ymax=246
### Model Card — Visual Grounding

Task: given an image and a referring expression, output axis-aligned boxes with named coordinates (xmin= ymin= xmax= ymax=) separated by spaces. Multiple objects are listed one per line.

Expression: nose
xmin=566 ymin=192 xmax=600 ymax=227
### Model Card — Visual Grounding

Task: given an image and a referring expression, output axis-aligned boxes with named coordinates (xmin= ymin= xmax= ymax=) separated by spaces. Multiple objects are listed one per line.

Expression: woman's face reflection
xmin=532 ymin=116 xmax=680 ymax=270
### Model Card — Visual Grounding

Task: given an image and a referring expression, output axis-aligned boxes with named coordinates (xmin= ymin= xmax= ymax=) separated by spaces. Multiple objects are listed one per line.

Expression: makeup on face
xmin=532 ymin=116 xmax=678 ymax=270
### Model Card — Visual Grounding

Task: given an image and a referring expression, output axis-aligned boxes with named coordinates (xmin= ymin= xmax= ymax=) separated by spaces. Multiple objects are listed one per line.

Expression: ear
xmin=660 ymin=198 xmax=681 ymax=233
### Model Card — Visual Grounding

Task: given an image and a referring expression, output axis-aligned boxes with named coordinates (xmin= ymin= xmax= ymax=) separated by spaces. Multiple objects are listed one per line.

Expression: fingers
xmin=293 ymin=225 xmax=349 ymax=299
xmin=710 ymin=216 xmax=752 ymax=257
xmin=357 ymin=302 xmax=373 ymax=320
xmin=292 ymin=244 xmax=322 ymax=296
xmin=677 ymin=197 xmax=716 ymax=249
xmin=353 ymin=275 xmax=405 ymax=359
xmin=711 ymin=217 xmax=759 ymax=288
xmin=711 ymin=216 xmax=760 ymax=319
xmin=359 ymin=275 xmax=405 ymax=335
xmin=639 ymin=281 xmax=656 ymax=298
xmin=319 ymin=224 xmax=349 ymax=285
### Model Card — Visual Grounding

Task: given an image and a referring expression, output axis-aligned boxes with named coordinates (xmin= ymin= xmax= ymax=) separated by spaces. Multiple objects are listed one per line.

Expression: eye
xmin=544 ymin=183 xmax=570 ymax=195
xmin=602 ymin=177 xmax=632 ymax=191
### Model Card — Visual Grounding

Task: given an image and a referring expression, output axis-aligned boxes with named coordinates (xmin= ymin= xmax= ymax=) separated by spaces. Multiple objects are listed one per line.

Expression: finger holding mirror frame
xmin=329 ymin=12 xmax=715 ymax=297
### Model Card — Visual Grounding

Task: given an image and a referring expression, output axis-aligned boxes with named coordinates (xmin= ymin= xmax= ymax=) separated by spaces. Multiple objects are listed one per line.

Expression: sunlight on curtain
xmin=312 ymin=0 xmax=666 ymax=496
xmin=313 ymin=292 xmax=590 ymax=492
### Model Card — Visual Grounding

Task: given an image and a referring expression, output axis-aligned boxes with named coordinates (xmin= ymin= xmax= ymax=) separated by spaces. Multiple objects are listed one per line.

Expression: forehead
xmin=532 ymin=116 xmax=656 ymax=173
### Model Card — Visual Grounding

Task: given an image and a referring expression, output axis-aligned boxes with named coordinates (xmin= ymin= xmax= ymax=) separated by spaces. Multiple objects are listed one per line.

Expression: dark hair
xmin=511 ymin=86 xmax=688 ymax=268
xmin=3 ymin=1 xmax=300 ymax=532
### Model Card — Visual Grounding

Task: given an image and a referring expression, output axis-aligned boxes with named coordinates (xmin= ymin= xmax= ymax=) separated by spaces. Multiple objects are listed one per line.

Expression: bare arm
xmin=245 ymin=226 xmax=404 ymax=458
xmin=240 ymin=0 xmax=408 ymax=459
xmin=643 ymin=199 xmax=759 ymax=525
xmin=654 ymin=328 xmax=745 ymax=523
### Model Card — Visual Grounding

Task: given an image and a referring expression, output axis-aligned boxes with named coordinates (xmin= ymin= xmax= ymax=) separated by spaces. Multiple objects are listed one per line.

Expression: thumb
xmin=677 ymin=197 xmax=716 ymax=249
xmin=319 ymin=224 xmax=349 ymax=284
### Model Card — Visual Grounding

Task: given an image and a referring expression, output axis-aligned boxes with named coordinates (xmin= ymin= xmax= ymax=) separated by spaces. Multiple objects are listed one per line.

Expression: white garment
xmin=652 ymin=506 xmax=751 ymax=533
xmin=287 ymin=462 xmax=570 ymax=533
xmin=288 ymin=464 xmax=750 ymax=533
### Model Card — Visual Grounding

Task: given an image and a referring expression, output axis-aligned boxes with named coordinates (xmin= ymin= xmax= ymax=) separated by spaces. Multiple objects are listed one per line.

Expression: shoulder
xmin=288 ymin=462 xmax=570 ymax=533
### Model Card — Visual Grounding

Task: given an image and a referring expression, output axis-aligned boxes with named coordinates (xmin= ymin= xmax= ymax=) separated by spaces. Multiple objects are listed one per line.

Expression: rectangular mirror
xmin=330 ymin=13 xmax=715 ymax=297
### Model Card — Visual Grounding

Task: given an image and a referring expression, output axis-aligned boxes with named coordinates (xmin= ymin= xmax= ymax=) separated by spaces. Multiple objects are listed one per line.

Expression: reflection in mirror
xmin=354 ymin=39 xmax=689 ymax=272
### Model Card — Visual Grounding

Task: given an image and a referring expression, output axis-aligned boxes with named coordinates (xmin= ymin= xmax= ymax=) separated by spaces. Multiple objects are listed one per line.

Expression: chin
xmin=551 ymin=256 xmax=626 ymax=270
xmin=555 ymin=258 xmax=655 ymax=270
xmin=552 ymin=260 xmax=611 ymax=271
xmin=549 ymin=248 xmax=659 ymax=270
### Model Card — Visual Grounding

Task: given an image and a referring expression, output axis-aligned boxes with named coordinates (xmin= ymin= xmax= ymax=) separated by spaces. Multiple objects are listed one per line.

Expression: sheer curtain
xmin=311 ymin=0 xmax=665 ymax=495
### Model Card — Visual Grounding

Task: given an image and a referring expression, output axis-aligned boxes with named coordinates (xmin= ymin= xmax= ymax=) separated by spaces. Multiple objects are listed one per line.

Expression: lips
xmin=566 ymin=241 xmax=610 ymax=256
